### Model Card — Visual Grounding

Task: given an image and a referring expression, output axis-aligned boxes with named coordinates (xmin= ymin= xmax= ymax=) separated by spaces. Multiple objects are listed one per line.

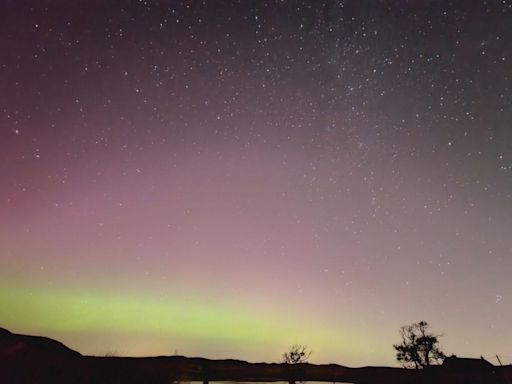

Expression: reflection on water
xmin=187 ymin=382 xmax=353 ymax=384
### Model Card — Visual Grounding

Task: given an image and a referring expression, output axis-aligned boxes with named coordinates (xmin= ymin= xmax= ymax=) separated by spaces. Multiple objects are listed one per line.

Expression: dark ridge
xmin=1 ymin=328 xmax=511 ymax=384
xmin=0 ymin=327 xmax=81 ymax=358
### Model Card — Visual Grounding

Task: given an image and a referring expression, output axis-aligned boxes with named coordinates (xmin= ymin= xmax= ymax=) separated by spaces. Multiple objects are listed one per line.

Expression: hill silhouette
xmin=1 ymin=328 xmax=511 ymax=384
xmin=0 ymin=327 xmax=81 ymax=358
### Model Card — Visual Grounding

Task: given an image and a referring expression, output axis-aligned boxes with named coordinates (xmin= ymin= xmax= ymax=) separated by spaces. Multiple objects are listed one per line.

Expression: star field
xmin=0 ymin=0 xmax=511 ymax=366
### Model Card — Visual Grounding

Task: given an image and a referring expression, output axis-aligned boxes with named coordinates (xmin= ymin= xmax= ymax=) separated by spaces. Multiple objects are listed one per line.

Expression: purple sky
xmin=0 ymin=0 xmax=511 ymax=366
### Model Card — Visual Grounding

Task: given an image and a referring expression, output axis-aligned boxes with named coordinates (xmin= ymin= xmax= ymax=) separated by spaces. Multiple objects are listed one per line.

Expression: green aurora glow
xmin=0 ymin=282 xmax=387 ymax=363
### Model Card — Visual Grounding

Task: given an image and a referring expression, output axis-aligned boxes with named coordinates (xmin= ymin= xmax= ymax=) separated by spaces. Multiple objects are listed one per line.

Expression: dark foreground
xmin=1 ymin=328 xmax=511 ymax=384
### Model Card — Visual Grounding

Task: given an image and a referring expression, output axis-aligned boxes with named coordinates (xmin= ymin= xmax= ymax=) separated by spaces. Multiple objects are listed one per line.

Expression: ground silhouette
xmin=1 ymin=328 xmax=511 ymax=384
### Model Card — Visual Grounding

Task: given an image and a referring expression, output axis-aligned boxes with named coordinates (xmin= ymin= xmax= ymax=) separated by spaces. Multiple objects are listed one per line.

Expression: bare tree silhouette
xmin=393 ymin=321 xmax=445 ymax=369
xmin=282 ymin=345 xmax=311 ymax=384
xmin=282 ymin=344 xmax=311 ymax=364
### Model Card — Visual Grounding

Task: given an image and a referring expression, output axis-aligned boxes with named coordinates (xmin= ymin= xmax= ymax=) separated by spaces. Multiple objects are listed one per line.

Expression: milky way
xmin=0 ymin=1 xmax=511 ymax=366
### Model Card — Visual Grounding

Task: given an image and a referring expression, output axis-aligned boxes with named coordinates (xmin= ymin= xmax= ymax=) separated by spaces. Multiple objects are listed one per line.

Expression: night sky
xmin=1 ymin=0 xmax=511 ymax=367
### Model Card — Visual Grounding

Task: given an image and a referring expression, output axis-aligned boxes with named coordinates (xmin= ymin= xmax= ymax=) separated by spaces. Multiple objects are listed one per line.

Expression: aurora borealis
xmin=1 ymin=0 xmax=512 ymax=367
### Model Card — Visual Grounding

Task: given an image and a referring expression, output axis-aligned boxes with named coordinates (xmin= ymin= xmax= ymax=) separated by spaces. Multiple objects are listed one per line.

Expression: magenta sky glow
xmin=1 ymin=0 xmax=511 ymax=367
